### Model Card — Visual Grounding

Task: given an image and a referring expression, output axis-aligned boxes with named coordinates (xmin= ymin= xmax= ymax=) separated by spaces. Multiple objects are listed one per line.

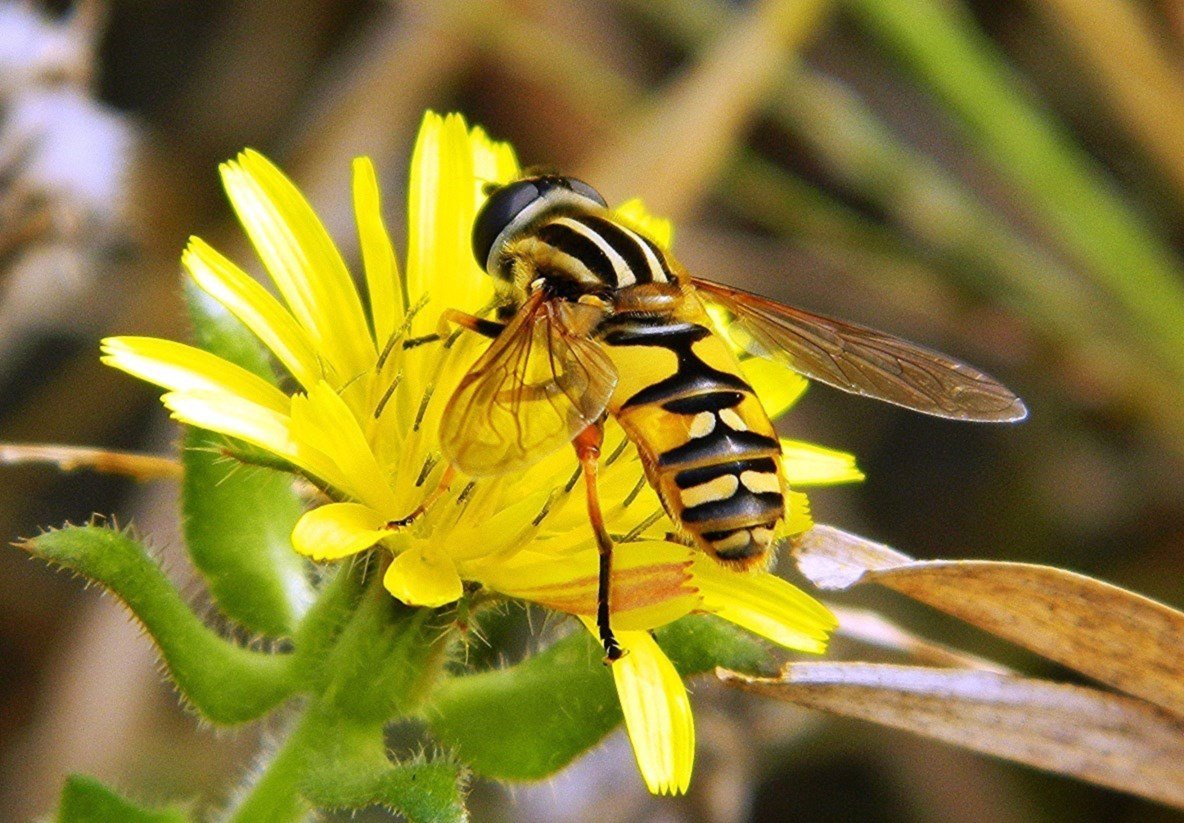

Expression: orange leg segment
xmin=387 ymin=464 xmax=458 ymax=528
xmin=575 ymin=422 xmax=624 ymax=663
xmin=438 ymin=308 xmax=505 ymax=340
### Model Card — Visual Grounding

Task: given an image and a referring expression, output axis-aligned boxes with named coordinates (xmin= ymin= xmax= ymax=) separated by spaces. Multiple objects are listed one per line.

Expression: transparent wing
xmin=440 ymin=292 xmax=619 ymax=476
xmin=693 ymin=278 xmax=1027 ymax=422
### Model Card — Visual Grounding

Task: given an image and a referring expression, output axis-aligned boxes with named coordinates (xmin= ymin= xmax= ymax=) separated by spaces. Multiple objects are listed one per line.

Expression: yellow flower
xmin=101 ymin=112 xmax=862 ymax=795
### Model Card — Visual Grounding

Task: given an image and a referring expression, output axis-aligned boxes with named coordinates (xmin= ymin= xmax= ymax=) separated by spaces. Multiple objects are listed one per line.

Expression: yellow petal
xmin=784 ymin=490 xmax=813 ymax=536
xmin=384 ymin=545 xmax=463 ymax=607
xmin=161 ymin=389 xmax=292 ymax=451
xmin=472 ymin=540 xmax=697 ymax=630
xmin=601 ymin=627 xmax=695 ymax=795
xmin=160 ymin=389 xmax=351 ymax=495
xmin=352 ymin=157 xmax=403 ymax=347
xmin=102 ymin=336 xmax=289 ymax=414
xmin=741 ymin=358 xmax=808 ymax=420
xmin=613 ymin=198 xmax=674 ymax=250
xmin=292 ymin=503 xmax=388 ymax=561
xmin=220 ymin=150 xmax=375 ymax=380
xmin=405 ymin=112 xmax=493 ymax=333
xmin=183 ymin=237 xmax=323 ymax=390
xmin=780 ymin=439 xmax=865 ymax=486
xmin=289 ymin=383 xmax=399 ymax=514
xmin=691 ymin=554 xmax=836 ymax=654
xmin=443 ymin=486 xmax=555 ymax=561
xmin=468 ymin=124 xmax=520 ymax=195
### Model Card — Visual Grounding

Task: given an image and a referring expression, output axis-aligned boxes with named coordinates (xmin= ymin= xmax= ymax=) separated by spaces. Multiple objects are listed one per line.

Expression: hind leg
xmin=574 ymin=423 xmax=624 ymax=663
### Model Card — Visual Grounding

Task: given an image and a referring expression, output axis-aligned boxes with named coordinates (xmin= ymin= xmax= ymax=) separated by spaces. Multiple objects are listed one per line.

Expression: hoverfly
xmin=437 ymin=175 xmax=1026 ymax=661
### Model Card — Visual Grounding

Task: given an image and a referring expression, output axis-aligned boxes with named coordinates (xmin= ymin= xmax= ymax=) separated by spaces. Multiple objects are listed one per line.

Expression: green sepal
xmin=21 ymin=525 xmax=297 ymax=724
xmin=427 ymin=629 xmax=615 ymax=781
xmin=291 ymin=561 xmax=367 ymax=691
xmin=316 ymin=569 xmax=457 ymax=722
xmin=301 ymin=712 xmax=467 ymax=823
xmin=657 ymin=613 xmax=778 ymax=677
xmin=428 ymin=614 xmax=773 ymax=781
xmin=57 ymin=774 xmax=189 ymax=822
xmin=182 ymin=284 xmax=312 ymax=636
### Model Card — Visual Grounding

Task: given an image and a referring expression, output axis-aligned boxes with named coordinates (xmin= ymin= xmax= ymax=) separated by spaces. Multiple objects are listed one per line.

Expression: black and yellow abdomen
xmin=601 ymin=288 xmax=787 ymax=566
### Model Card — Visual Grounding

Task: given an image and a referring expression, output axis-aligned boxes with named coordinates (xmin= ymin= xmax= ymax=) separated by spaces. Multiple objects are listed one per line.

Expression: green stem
xmin=226 ymin=707 xmax=319 ymax=823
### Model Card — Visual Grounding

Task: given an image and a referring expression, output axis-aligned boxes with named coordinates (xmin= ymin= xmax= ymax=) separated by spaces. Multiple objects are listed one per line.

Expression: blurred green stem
xmin=227 ymin=709 xmax=319 ymax=823
xmin=843 ymin=0 xmax=1184 ymax=380
xmin=1031 ymin=0 xmax=1184 ymax=204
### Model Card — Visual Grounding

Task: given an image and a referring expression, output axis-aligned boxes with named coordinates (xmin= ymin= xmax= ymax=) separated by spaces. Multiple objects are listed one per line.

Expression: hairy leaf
xmin=301 ymin=716 xmax=467 ymax=823
xmin=21 ymin=526 xmax=297 ymax=724
xmin=58 ymin=774 xmax=188 ymax=822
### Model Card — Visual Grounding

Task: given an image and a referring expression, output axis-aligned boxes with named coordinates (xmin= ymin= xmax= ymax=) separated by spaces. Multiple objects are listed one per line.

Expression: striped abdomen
xmin=601 ymin=292 xmax=787 ymax=566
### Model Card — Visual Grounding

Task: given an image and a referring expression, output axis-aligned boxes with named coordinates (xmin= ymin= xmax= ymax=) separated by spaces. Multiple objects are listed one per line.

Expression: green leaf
xmin=427 ymin=614 xmax=773 ymax=781
xmin=308 ymin=759 xmax=467 ymax=823
xmin=58 ymin=774 xmax=188 ymax=822
xmin=183 ymin=285 xmax=312 ymax=636
xmin=22 ymin=526 xmax=297 ymax=724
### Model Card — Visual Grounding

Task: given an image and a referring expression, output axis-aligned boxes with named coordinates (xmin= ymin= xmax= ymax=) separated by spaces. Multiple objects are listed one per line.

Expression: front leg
xmin=574 ymin=422 xmax=625 ymax=663
xmin=438 ymin=309 xmax=506 ymax=340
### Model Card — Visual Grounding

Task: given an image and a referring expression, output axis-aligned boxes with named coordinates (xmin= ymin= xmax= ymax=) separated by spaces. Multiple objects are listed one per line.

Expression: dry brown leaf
xmin=720 ymin=662 xmax=1184 ymax=809
xmin=829 ymin=605 xmax=1013 ymax=673
xmin=798 ymin=525 xmax=1184 ymax=719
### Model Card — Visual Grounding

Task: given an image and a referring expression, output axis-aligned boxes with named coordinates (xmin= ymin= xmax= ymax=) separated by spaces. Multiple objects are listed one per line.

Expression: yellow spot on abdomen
xmin=688 ymin=412 xmax=716 ymax=438
xmin=739 ymin=470 xmax=781 ymax=494
xmin=680 ymin=474 xmax=739 ymax=508
xmin=718 ymin=408 xmax=748 ymax=431
xmin=711 ymin=530 xmax=751 ymax=553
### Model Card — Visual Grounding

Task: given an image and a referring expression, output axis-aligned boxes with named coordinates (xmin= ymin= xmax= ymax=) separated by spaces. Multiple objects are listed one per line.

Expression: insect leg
xmin=438 ymin=309 xmax=506 ymax=340
xmin=387 ymin=464 xmax=458 ymax=528
xmin=574 ymin=422 xmax=625 ymax=662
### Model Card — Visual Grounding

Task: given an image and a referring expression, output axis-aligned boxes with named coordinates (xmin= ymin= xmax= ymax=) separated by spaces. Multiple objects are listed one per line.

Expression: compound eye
xmin=472 ymin=180 xmax=543 ymax=270
xmin=565 ymin=177 xmax=607 ymax=207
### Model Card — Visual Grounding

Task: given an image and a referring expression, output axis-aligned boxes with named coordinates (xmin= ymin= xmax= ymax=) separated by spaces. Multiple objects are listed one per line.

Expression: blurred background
xmin=2 ymin=0 xmax=1184 ymax=820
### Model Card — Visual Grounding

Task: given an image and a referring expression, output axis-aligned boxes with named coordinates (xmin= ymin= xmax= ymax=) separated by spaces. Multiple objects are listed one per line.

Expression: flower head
xmin=102 ymin=112 xmax=862 ymax=795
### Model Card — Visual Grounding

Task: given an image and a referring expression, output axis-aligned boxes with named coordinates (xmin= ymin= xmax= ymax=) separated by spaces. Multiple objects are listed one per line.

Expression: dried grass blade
xmin=0 ymin=442 xmax=181 ymax=480
xmin=721 ymin=662 xmax=1184 ymax=808
xmin=578 ymin=0 xmax=831 ymax=220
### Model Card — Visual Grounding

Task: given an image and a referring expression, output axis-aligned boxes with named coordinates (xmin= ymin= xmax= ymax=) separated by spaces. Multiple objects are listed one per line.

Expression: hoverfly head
xmin=472 ymin=175 xmax=606 ymax=280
